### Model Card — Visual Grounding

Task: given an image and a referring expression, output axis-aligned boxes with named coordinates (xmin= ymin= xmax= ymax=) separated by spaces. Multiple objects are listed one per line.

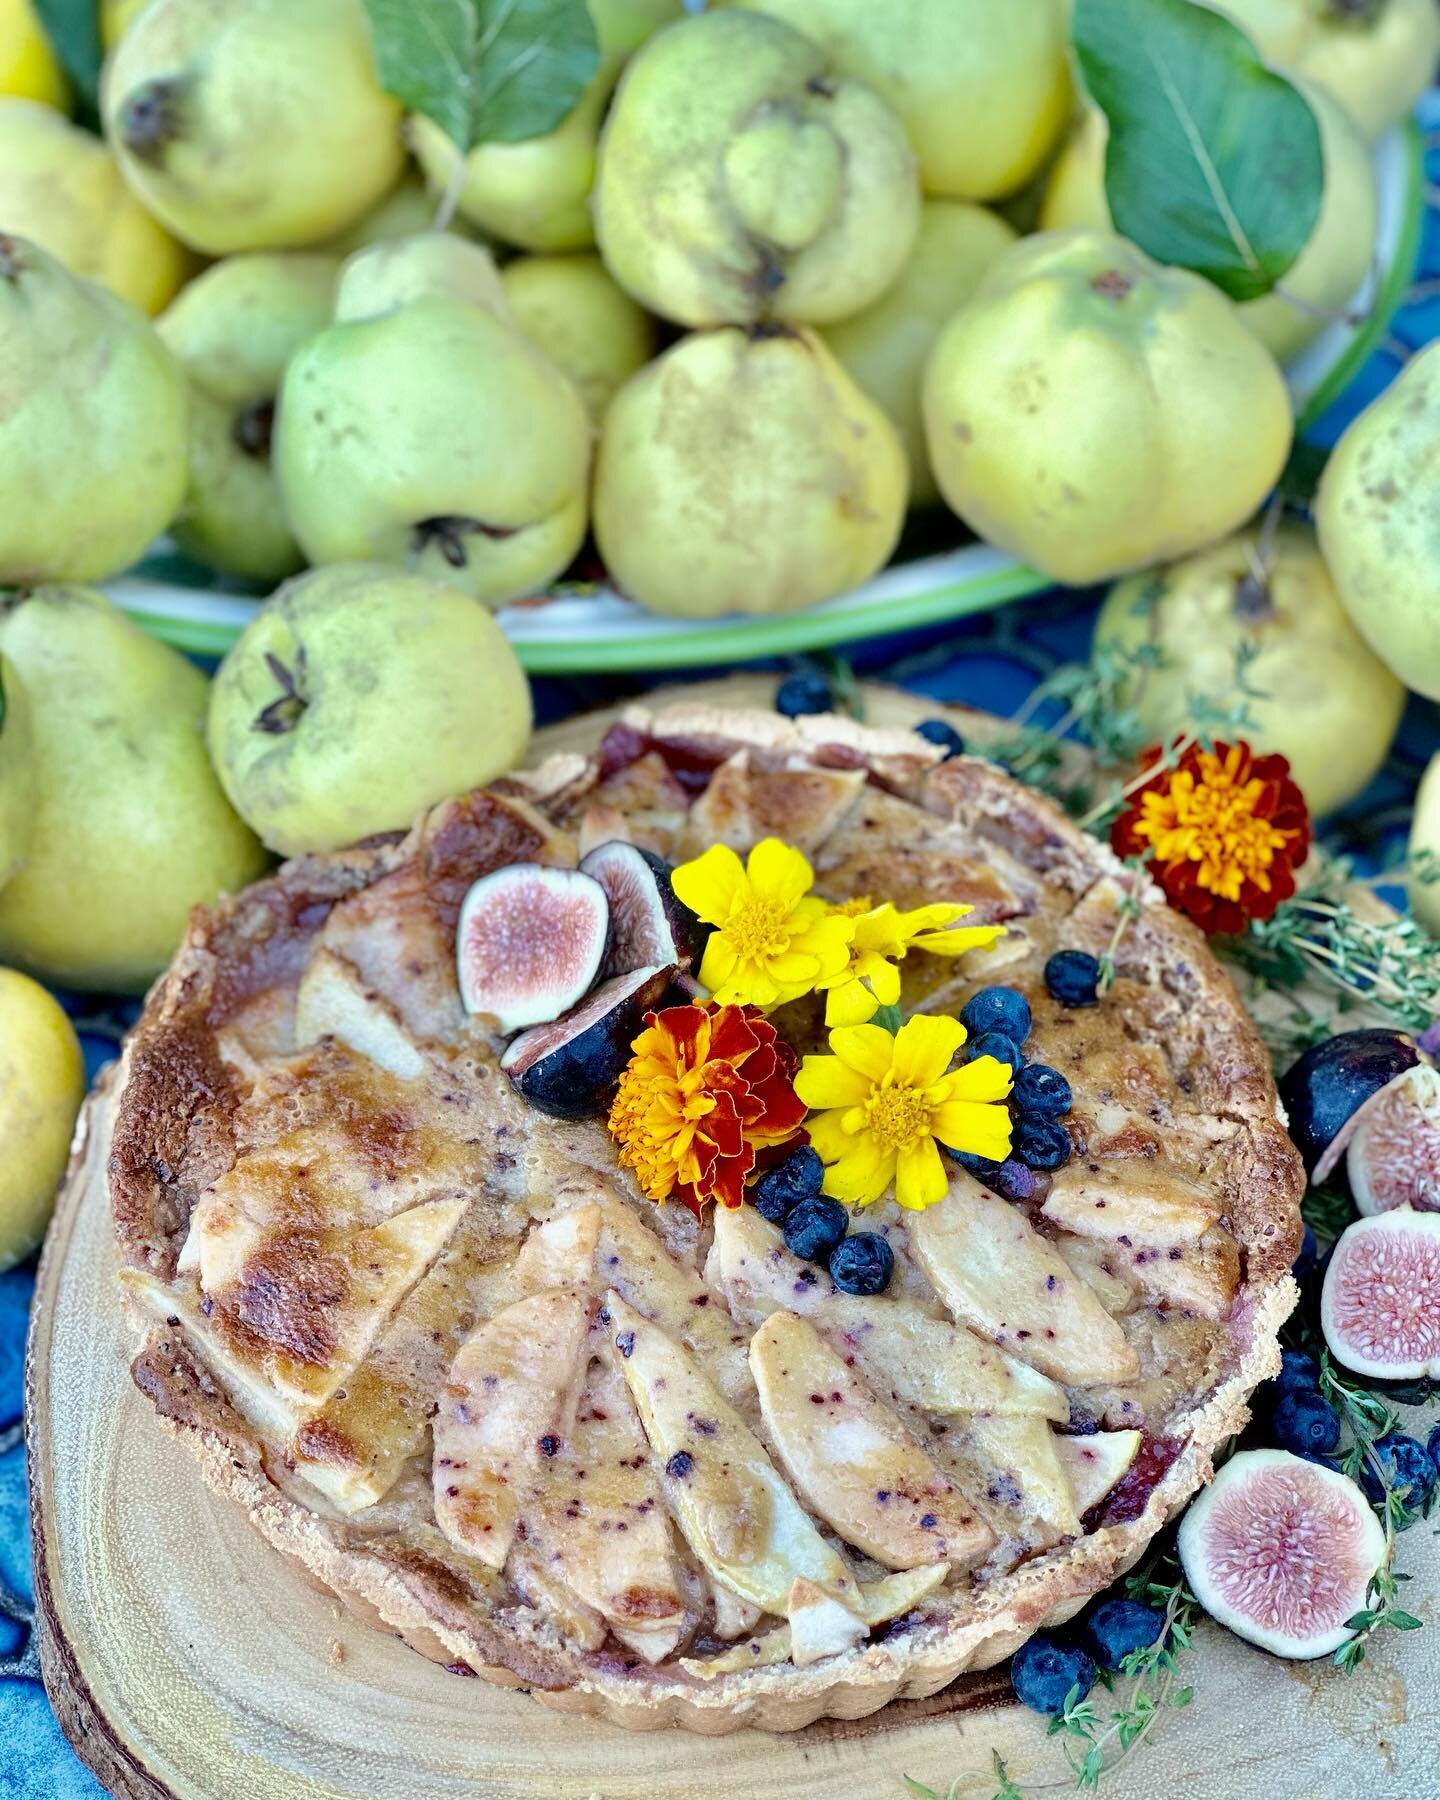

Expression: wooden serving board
xmin=26 ymin=678 xmax=1440 ymax=1799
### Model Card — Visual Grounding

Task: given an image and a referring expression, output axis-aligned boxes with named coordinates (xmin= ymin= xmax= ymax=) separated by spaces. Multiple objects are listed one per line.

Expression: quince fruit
xmin=207 ymin=563 xmax=533 ymax=856
xmin=500 ymin=252 xmax=656 ymax=423
xmin=723 ymin=0 xmax=1070 ymax=201
xmin=0 ymin=587 xmax=266 ymax=991
xmin=593 ymin=8 xmax=919 ymax=327
xmin=0 ymin=234 xmax=187 ymax=584
xmin=593 ymin=324 xmax=906 ymax=617
xmin=0 ymin=0 xmax=66 ymax=108
xmin=0 ymin=98 xmax=188 ymax=314
xmin=102 ymin=0 xmax=404 ymax=253
xmin=1317 ymin=339 xmax=1440 ymax=700
xmin=158 ymin=250 xmax=338 ymax=581
xmin=0 ymin=968 xmax=85 ymax=1270
xmin=823 ymin=200 xmax=1016 ymax=507
xmin=1217 ymin=0 xmax=1440 ymax=139
xmin=274 ymin=239 xmax=589 ymax=607
xmin=922 ymin=231 xmax=1293 ymax=585
xmin=1095 ymin=521 xmax=1406 ymax=817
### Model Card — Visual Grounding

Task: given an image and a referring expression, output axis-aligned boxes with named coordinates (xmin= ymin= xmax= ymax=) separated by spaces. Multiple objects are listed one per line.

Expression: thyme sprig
xmin=903 ymin=1557 xmax=1198 ymax=1799
xmin=1224 ymin=849 xmax=1440 ymax=1040
xmin=1318 ymin=1355 xmax=1430 ymax=1672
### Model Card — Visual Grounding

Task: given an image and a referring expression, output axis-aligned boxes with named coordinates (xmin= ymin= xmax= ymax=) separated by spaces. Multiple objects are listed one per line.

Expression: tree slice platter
xmin=26 ymin=678 xmax=1440 ymax=1799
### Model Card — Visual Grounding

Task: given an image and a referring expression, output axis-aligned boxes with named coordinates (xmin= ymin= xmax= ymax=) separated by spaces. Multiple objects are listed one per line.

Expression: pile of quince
xmin=0 ymin=0 xmax=1437 ymax=1165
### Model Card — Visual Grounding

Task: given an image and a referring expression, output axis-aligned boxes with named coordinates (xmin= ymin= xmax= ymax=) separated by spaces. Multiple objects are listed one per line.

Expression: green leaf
xmin=1072 ymin=0 xmax=1324 ymax=301
xmin=870 ymin=1003 xmax=903 ymax=1036
xmin=32 ymin=0 xmax=103 ymax=113
xmin=1384 ymin=1611 xmax=1424 ymax=1631
xmin=361 ymin=0 xmax=599 ymax=152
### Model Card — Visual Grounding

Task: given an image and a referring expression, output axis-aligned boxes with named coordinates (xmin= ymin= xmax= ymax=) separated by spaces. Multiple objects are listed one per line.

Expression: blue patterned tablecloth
xmin=7 ymin=96 xmax=1440 ymax=1800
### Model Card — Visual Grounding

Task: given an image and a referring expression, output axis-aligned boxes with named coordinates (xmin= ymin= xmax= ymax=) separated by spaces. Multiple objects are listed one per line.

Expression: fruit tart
xmin=109 ymin=701 xmax=1304 ymax=1734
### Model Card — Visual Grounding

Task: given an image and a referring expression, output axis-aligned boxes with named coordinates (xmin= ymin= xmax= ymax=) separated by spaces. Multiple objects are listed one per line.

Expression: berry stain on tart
xmin=107 ymin=703 xmax=1303 ymax=1733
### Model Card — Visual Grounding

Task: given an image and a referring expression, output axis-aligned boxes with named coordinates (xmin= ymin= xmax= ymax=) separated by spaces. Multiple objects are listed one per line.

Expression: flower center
xmin=726 ymin=895 xmax=790 ymax=958
xmin=1135 ymin=757 xmax=1289 ymax=901
xmin=865 ymin=1082 xmax=931 ymax=1151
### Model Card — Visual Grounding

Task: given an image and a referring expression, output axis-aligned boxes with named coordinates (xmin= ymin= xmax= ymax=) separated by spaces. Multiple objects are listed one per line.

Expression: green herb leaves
xmin=1072 ymin=0 xmax=1324 ymax=302
xmin=32 ymin=0 xmax=103 ymax=114
xmin=361 ymin=0 xmax=599 ymax=153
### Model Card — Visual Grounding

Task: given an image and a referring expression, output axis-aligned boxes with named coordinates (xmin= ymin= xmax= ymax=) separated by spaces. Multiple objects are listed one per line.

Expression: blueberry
xmin=1429 ymin=1423 xmax=1440 ymax=1473
xmin=1079 ymin=1598 xmax=1166 ymax=1672
xmin=1273 ymin=1348 xmax=1321 ymax=1400
xmin=1014 ymin=1117 xmax=1071 ymax=1172
xmin=949 ymin=1148 xmax=1048 ymax=1203
xmin=753 ymin=1146 xmax=824 ymax=1223
xmin=1009 ymin=1635 xmax=1096 ymax=1716
xmin=967 ymin=1030 xmax=1024 ymax=1073
xmin=1044 ymin=950 xmax=1101 ymax=1009
xmin=1269 ymin=1391 xmax=1341 ymax=1459
xmin=915 ymin=717 xmax=966 ymax=759
xmin=960 ymin=985 xmax=1032 ymax=1044
xmin=783 ymin=1196 xmax=849 ymax=1264
xmin=1292 ymin=1224 xmax=1318 ymax=1283
xmin=775 ymin=672 xmax=834 ymax=718
xmin=1360 ymin=1432 xmax=1437 ymax=1529
xmin=1012 ymin=1063 xmax=1072 ymax=1118
xmin=829 ymin=1232 xmax=894 ymax=1296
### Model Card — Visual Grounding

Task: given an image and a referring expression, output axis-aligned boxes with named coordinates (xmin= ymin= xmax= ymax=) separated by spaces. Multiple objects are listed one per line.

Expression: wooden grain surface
xmin=25 ymin=678 xmax=1440 ymax=1798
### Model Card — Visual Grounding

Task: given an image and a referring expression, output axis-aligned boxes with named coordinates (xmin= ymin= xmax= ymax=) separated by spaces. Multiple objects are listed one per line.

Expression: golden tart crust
xmin=108 ymin=703 xmax=1303 ymax=1734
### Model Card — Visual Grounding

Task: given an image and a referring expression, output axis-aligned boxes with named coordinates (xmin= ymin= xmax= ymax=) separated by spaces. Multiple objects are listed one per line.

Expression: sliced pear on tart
xmin=960 ymin=1412 xmax=1081 ymax=1543
xmin=513 ymin=1204 xmax=602 ymax=1295
xmin=709 ymin=1205 xmax=1066 ymax=1421
xmin=604 ymin=1292 xmax=865 ymax=1636
xmin=909 ymin=1176 xmax=1139 ymax=1387
xmin=1041 ymin=1159 xmax=1221 ymax=1249
xmin=433 ymin=1287 xmax=593 ymax=1570
xmin=749 ymin=1312 xmax=993 ymax=1571
xmin=531 ymin=1356 xmax=688 ymax=1664
xmin=1053 ymin=1430 xmax=1143 ymax=1516
xmin=293 ymin=946 xmax=427 ymax=1080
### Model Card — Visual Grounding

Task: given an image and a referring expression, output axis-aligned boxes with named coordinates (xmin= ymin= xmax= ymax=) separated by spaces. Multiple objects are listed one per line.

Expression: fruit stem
xmin=118 ymin=78 xmax=186 ymax=164
xmin=254 ymin=651 xmax=306 ymax=736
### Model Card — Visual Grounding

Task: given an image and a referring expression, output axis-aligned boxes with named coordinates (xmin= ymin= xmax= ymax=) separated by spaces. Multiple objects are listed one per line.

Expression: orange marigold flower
xmin=608 ymin=1002 xmax=807 ymax=1216
xmin=1111 ymin=739 xmax=1311 ymax=935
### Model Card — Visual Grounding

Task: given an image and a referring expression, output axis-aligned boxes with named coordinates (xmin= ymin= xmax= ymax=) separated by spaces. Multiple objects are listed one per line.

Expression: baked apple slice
xmin=962 ymin=1412 xmax=1081 ymax=1542
xmin=513 ymin=1204 xmax=602 ymax=1294
xmin=709 ymin=1205 xmax=1066 ymax=1420
xmin=433 ymin=1287 xmax=593 ymax=1570
xmin=749 ymin=1312 xmax=994 ymax=1571
xmin=1041 ymin=1159 xmax=1221 ymax=1249
xmin=532 ymin=1356 xmax=688 ymax=1663
xmin=1053 ymin=1430 xmax=1143 ymax=1516
xmin=604 ymin=1291 xmax=866 ymax=1652
xmin=293 ymin=946 xmax=426 ymax=1081
xmin=910 ymin=1176 xmax=1139 ymax=1387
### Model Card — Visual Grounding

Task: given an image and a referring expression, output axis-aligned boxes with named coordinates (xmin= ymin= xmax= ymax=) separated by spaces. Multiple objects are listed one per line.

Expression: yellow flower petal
xmin=821 ymin=1137 xmax=895 ymax=1208
xmin=890 ymin=1013 xmax=966 ymax=1088
xmin=864 ymin=956 xmax=902 ymax=1006
xmin=795 ymin=1055 xmax=873 ymax=1111
xmin=806 ymin=1107 xmax=857 ymax=1164
xmin=671 ymin=844 xmax=746 ymax=926
xmin=824 ymin=976 xmax=880 ymax=1027
xmin=746 ymin=837 xmax=815 ymax=910
xmin=931 ymin=1097 xmax=1014 ymax=1162
xmin=698 ymin=932 xmax=739 ymax=991
xmin=827 ymin=1024 xmax=898 ymax=1083
xmin=894 ymin=1136 xmax=949 ymax=1210
xmin=911 ymin=922 xmax=1007 ymax=958
xmin=938 ymin=1053 xmax=1014 ymax=1105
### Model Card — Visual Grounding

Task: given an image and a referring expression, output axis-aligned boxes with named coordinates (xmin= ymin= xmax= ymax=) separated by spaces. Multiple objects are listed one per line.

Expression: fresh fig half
xmin=456 ymin=864 xmax=608 ymax=1033
xmin=579 ymin=840 xmax=707 ymax=978
xmin=501 ymin=963 xmax=675 ymax=1118
xmin=1321 ymin=1207 xmax=1440 ymax=1380
xmin=1178 ymin=1449 xmax=1385 ymax=1659
xmin=1277 ymin=1028 xmax=1423 ymax=1176
xmin=1347 ymin=1062 xmax=1440 ymax=1215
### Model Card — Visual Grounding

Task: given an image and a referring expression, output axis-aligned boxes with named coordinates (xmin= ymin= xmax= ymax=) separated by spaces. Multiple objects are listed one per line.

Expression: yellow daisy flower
xmin=671 ymin=838 xmax=854 ymax=1010
xmin=795 ymin=1014 xmax=1014 ymax=1211
xmin=817 ymin=900 xmax=1006 ymax=1026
